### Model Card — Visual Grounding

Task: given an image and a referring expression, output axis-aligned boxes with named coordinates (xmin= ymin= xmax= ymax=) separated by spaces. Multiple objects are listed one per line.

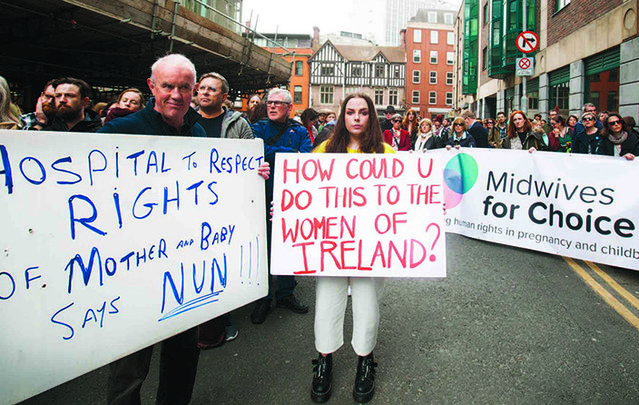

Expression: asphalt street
xmin=20 ymin=234 xmax=639 ymax=404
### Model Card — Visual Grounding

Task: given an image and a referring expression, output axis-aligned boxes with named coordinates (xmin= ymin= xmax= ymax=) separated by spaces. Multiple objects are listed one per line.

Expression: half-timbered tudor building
xmin=308 ymin=40 xmax=406 ymax=114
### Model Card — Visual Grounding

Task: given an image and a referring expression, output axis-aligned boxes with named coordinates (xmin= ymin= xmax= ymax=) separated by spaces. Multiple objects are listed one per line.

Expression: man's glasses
xmin=608 ymin=120 xmax=621 ymax=126
xmin=266 ymin=100 xmax=289 ymax=107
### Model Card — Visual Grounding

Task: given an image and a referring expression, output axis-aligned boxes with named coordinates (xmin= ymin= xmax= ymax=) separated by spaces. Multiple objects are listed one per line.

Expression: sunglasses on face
xmin=583 ymin=117 xmax=595 ymax=122
xmin=608 ymin=120 xmax=621 ymax=126
xmin=454 ymin=123 xmax=463 ymax=126
xmin=392 ymin=119 xmax=401 ymax=123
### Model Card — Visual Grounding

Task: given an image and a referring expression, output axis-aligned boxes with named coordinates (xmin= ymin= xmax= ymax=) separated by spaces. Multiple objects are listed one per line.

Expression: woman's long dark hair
xmin=325 ymin=92 xmax=385 ymax=153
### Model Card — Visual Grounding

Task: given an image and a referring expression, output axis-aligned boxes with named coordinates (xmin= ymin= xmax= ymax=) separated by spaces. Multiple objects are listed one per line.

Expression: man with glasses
xmin=250 ymin=88 xmax=312 ymax=325
xmin=19 ymin=79 xmax=58 ymax=130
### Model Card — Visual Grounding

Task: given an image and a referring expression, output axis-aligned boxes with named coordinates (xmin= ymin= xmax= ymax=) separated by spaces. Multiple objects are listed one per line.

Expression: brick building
xmin=404 ymin=9 xmax=457 ymax=119
xmin=252 ymin=33 xmax=313 ymax=117
xmin=454 ymin=0 xmax=639 ymax=122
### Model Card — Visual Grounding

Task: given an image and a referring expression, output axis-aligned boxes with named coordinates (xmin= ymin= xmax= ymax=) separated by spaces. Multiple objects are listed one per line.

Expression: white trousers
xmin=314 ymin=276 xmax=384 ymax=356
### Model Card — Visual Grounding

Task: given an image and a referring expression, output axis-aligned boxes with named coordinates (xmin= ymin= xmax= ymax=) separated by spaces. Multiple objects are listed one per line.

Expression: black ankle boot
xmin=311 ymin=353 xmax=333 ymax=403
xmin=353 ymin=352 xmax=377 ymax=403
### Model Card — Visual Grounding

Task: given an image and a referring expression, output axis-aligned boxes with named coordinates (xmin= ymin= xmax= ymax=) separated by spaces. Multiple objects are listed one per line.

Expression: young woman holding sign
xmin=311 ymin=93 xmax=394 ymax=403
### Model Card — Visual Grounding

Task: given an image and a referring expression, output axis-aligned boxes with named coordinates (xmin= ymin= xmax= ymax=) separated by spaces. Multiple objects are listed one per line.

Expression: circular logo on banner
xmin=443 ymin=153 xmax=478 ymax=209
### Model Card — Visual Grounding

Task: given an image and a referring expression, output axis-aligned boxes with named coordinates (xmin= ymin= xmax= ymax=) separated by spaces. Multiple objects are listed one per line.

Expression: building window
xmin=446 ymin=92 xmax=453 ymax=105
xmin=482 ymin=47 xmax=488 ymax=71
xmin=447 ymin=32 xmax=455 ymax=45
xmin=430 ymin=51 xmax=438 ymax=64
xmin=556 ymin=0 xmax=570 ymax=12
xmin=428 ymin=12 xmax=437 ymax=23
xmin=430 ymin=30 xmax=438 ymax=44
xmin=393 ymin=65 xmax=401 ymax=78
xmin=444 ymin=13 xmax=453 ymax=24
xmin=375 ymin=64 xmax=385 ymax=78
xmin=528 ymin=90 xmax=539 ymax=110
xmin=429 ymin=71 xmax=437 ymax=84
xmin=413 ymin=50 xmax=421 ymax=63
xmin=375 ymin=89 xmax=384 ymax=105
xmin=320 ymin=85 xmax=334 ymax=104
xmin=295 ymin=61 xmax=303 ymax=76
xmin=483 ymin=3 xmax=489 ymax=26
xmin=448 ymin=51 xmax=456 ymax=65
xmin=412 ymin=70 xmax=421 ymax=84
xmin=412 ymin=90 xmax=420 ymax=104
xmin=413 ymin=29 xmax=422 ymax=43
xmin=294 ymin=86 xmax=303 ymax=104
xmin=446 ymin=72 xmax=454 ymax=85
xmin=550 ymin=82 xmax=569 ymax=110
xmin=389 ymin=89 xmax=398 ymax=105
xmin=352 ymin=64 xmax=362 ymax=77
xmin=321 ymin=63 xmax=335 ymax=76
xmin=429 ymin=91 xmax=437 ymax=104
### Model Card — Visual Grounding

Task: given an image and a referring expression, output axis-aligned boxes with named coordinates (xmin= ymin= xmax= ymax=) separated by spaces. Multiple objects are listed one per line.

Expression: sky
xmin=241 ymin=0 xmax=376 ymax=37
xmin=241 ymin=0 xmax=462 ymax=45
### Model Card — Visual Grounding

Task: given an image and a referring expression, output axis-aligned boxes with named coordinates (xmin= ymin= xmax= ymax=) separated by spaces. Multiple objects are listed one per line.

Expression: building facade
xmin=308 ymin=41 xmax=406 ymax=114
xmin=454 ymin=0 xmax=639 ymax=122
xmin=405 ymin=9 xmax=457 ymax=118
xmin=254 ymin=33 xmax=314 ymax=116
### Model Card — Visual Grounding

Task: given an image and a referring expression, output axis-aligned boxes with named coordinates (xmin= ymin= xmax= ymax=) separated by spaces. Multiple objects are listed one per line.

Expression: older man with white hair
xmin=99 ymin=53 xmax=204 ymax=405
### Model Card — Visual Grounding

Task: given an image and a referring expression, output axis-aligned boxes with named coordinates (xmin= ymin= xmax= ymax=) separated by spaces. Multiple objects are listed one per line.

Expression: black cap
xmin=385 ymin=105 xmax=396 ymax=113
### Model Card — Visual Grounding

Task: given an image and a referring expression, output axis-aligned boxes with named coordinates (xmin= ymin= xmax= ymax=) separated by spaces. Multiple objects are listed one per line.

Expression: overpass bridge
xmin=1 ymin=0 xmax=293 ymax=106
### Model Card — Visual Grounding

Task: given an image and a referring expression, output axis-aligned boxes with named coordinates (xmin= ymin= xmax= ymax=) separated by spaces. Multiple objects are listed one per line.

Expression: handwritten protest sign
xmin=271 ymin=153 xmax=446 ymax=278
xmin=441 ymin=149 xmax=639 ymax=270
xmin=0 ymin=131 xmax=268 ymax=404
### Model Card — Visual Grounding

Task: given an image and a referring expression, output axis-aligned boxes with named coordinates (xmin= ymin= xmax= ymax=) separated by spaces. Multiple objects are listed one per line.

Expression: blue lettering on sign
xmin=209 ymin=148 xmax=264 ymax=174
xmin=88 ymin=149 xmax=107 ymax=186
xmin=51 ymin=156 xmax=82 ymax=185
xmin=0 ymin=145 xmax=14 ymax=194
xmin=50 ymin=302 xmax=75 ymax=340
xmin=0 ymin=271 xmax=16 ymax=300
xmin=127 ymin=150 xmax=145 ymax=176
xmin=146 ymin=151 xmax=172 ymax=174
xmin=20 ymin=156 xmax=46 ymax=185
xmin=68 ymin=194 xmax=107 ymax=240
xmin=200 ymin=222 xmax=236 ymax=250
xmin=159 ymin=254 xmax=228 ymax=321
xmin=65 ymin=240 xmax=168 ymax=293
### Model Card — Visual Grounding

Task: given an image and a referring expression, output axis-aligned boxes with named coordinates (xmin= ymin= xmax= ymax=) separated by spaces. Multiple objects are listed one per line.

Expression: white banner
xmin=271 ymin=153 xmax=446 ymax=278
xmin=0 ymin=131 xmax=268 ymax=404
xmin=442 ymin=149 xmax=639 ymax=270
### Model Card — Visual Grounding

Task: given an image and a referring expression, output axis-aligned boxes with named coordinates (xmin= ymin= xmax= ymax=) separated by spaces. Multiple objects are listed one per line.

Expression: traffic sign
xmin=516 ymin=57 xmax=534 ymax=76
xmin=516 ymin=31 xmax=539 ymax=53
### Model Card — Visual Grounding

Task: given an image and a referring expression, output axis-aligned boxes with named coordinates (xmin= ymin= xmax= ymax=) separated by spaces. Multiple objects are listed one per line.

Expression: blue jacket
xmin=251 ymin=118 xmax=312 ymax=203
xmin=251 ymin=118 xmax=312 ymax=158
xmin=98 ymin=98 xmax=205 ymax=137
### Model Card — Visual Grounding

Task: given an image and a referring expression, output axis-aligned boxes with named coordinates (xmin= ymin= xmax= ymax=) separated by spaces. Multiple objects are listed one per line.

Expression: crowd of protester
xmin=2 ymin=61 xmax=638 ymax=405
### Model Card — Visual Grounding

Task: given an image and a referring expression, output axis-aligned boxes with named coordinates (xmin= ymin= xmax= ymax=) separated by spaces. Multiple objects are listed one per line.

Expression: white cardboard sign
xmin=271 ymin=153 xmax=446 ymax=278
xmin=0 ymin=131 xmax=268 ymax=404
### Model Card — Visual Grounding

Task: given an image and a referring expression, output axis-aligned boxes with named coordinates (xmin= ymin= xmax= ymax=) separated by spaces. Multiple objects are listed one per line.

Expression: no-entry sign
xmin=516 ymin=57 xmax=534 ymax=76
xmin=516 ymin=31 xmax=539 ymax=53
